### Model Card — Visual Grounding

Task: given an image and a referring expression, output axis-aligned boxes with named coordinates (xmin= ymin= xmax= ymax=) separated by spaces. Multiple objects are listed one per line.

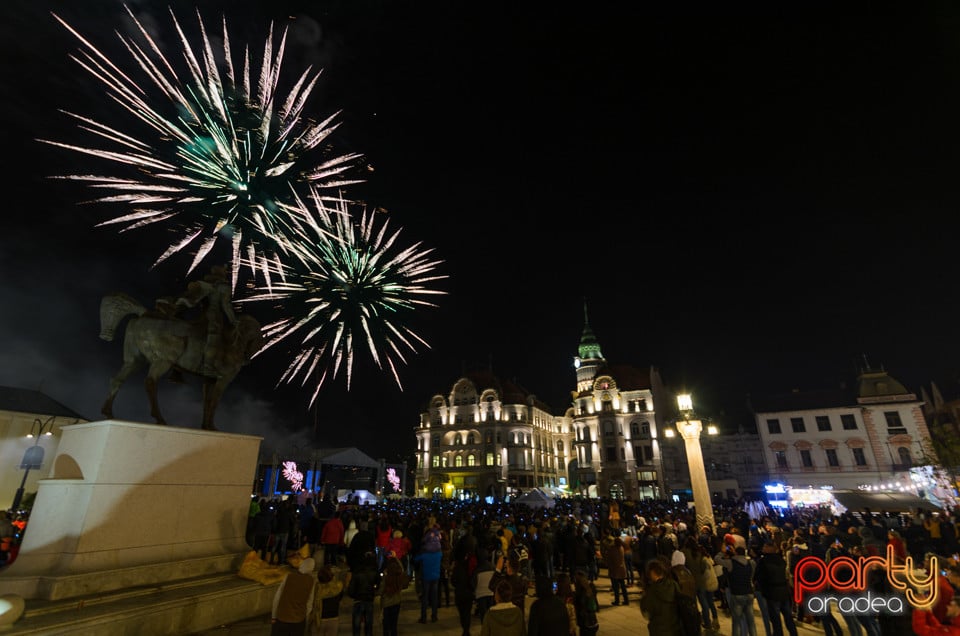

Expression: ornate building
xmin=414 ymin=307 xmax=683 ymax=500
xmin=413 ymin=372 xmax=575 ymax=500
xmin=569 ymin=308 xmax=673 ymax=499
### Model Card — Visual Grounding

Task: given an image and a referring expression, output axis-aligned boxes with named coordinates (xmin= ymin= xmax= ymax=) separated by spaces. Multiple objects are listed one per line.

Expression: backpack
xmin=728 ymin=558 xmax=753 ymax=595
xmin=674 ymin=580 xmax=702 ymax=636
xmin=422 ymin=527 xmax=442 ymax=553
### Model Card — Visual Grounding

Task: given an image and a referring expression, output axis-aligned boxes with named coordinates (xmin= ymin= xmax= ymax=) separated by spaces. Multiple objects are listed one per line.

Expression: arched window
xmin=486 ymin=452 xmax=494 ymax=466
xmin=455 ymin=455 xmax=463 ymax=467
xmin=557 ymin=440 xmax=564 ymax=453
xmin=454 ymin=434 xmax=462 ymax=445
xmin=898 ymin=446 xmax=912 ymax=469
xmin=441 ymin=456 xmax=448 ymax=468
xmin=467 ymin=433 xmax=476 ymax=444
xmin=468 ymin=454 xmax=477 ymax=466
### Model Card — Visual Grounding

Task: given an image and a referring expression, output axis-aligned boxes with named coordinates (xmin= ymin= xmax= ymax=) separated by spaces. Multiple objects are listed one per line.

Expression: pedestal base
xmin=0 ymin=420 xmax=261 ymax=601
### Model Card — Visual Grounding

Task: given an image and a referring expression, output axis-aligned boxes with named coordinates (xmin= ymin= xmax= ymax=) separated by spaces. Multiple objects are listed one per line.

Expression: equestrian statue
xmin=98 ymin=265 xmax=263 ymax=430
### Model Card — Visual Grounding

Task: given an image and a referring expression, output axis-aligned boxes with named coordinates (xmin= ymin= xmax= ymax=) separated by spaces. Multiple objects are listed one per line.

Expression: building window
xmin=620 ymin=447 xmax=626 ymax=460
xmin=485 ymin=453 xmax=494 ymax=466
xmin=816 ymin=416 xmax=831 ymax=432
xmin=432 ymin=436 xmax=440 ymax=447
xmin=767 ymin=419 xmax=781 ymax=435
xmin=454 ymin=434 xmax=462 ymax=445
xmin=455 ymin=415 xmax=463 ymax=424
xmin=603 ymin=421 xmax=614 ymax=437
xmin=885 ymin=411 xmax=906 ymax=434
xmin=775 ymin=451 xmax=788 ymax=468
xmin=841 ymin=414 xmax=857 ymax=430
xmin=898 ymin=447 xmax=912 ymax=469
xmin=432 ymin=455 xmax=439 ymax=467
xmin=641 ymin=422 xmax=650 ymax=437
xmin=467 ymin=433 xmax=476 ymax=444
xmin=496 ymin=432 xmax=501 ymax=443
xmin=485 ymin=432 xmax=493 ymax=444
xmin=826 ymin=449 xmax=839 ymax=467
xmin=630 ymin=422 xmax=640 ymax=436
xmin=852 ymin=448 xmax=867 ymax=466
xmin=800 ymin=449 xmax=813 ymax=467
xmin=791 ymin=418 xmax=805 ymax=433
xmin=442 ymin=456 xmax=448 ymax=468
xmin=455 ymin=455 xmax=463 ymax=467
xmin=643 ymin=445 xmax=653 ymax=461
xmin=606 ymin=446 xmax=617 ymax=461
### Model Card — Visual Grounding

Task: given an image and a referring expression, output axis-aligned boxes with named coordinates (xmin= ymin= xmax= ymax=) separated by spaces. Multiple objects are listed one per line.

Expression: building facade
xmin=413 ymin=372 xmax=575 ymax=500
xmin=414 ymin=309 xmax=778 ymax=501
xmin=752 ymin=366 xmax=935 ymax=493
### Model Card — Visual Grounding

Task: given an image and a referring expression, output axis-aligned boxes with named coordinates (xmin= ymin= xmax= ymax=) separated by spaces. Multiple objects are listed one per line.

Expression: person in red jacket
xmin=913 ymin=598 xmax=960 ymax=636
xmin=319 ymin=511 xmax=345 ymax=566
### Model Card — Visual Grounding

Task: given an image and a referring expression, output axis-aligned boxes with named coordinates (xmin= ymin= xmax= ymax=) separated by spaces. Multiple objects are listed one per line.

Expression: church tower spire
xmin=574 ymin=300 xmax=605 ymax=394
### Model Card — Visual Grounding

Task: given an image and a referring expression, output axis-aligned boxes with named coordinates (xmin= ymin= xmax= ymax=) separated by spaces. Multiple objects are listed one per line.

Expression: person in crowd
xmin=481 ymin=579 xmax=526 ymax=636
xmin=603 ymin=528 xmax=629 ymax=605
xmin=270 ymin=498 xmax=297 ymax=566
xmin=717 ymin=545 xmax=757 ymax=636
xmin=387 ymin=529 xmax=412 ymax=576
xmin=687 ymin=539 xmax=720 ymax=633
xmin=556 ymin=572 xmax=578 ymax=636
xmin=271 ymin=557 xmax=316 ymax=636
xmin=489 ymin=554 xmax=528 ymax=621
xmin=347 ymin=551 xmax=379 ymax=636
xmin=299 ymin=497 xmax=317 ymax=552
xmin=344 ymin=516 xmax=359 ymax=549
xmin=310 ymin=565 xmax=344 ymax=636
xmin=346 ymin=516 xmax=376 ymax=572
xmin=439 ymin=526 xmax=454 ymax=607
xmin=528 ymin=574 xmax=570 ymax=636
xmin=640 ymin=557 xmax=682 ymax=636
xmin=374 ymin=514 xmax=393 ymax=572
xmin=379 ymin=550 xmax=409 ymax=636
xmin=319 ymin=511 xmax=345 ymax=567
xmin=253 ymin=501 xmax=276 ymax=562
xmin=574 ymin=568 xmax=600 ymax=636
xmin=414 ymin=531 xmax=443 ymax=623
xmin=473 ymin=547 xmax=496 ymax=623
xmin=451 ymin=538 xmax=478 ymax=636
xmin=755 ymin=540 xmax=797 ymax=636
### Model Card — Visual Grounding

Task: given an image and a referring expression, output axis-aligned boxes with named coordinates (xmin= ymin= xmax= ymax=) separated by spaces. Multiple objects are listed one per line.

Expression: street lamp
xmin=10 ymin=416 xmax=57 ymax=512
xmin=674 ymin=394 xmax=717 ymax=531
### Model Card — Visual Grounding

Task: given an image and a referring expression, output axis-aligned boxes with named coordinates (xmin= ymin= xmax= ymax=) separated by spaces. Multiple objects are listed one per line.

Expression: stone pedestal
xmin=0 ymin=420 xmax=261 ymax=600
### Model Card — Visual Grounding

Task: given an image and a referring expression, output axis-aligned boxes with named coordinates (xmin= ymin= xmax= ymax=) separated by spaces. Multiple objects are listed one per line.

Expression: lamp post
xmin=675 ymin=394 xmax=716 ymax=531
xmin=10 ymin=416 xmax=57 ymax=512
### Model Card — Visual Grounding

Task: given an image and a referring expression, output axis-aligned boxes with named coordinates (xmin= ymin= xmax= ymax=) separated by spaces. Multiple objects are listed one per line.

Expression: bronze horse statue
xmin=99 ymin=292 xmax=263 ymax=430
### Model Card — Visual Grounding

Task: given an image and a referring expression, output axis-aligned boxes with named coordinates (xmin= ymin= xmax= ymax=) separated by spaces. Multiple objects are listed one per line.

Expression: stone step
xmin=9 ymin=573 xmax=277 ymax=635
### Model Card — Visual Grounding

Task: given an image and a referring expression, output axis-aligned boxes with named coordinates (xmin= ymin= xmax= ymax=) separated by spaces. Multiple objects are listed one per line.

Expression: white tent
xmin=514 ymin=489 xmax=556 ymax=509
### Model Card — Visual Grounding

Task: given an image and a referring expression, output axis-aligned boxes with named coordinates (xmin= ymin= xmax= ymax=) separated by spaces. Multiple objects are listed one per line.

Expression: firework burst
xmin=41 ymin=6 xmax=363 ymax=285
xmin=240 ymin=191 xmax=447 ymax=405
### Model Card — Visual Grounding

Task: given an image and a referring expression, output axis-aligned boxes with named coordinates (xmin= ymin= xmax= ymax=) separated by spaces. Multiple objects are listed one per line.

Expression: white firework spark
xmin=240 ymin=190 xmax=447 ymax=405
xmin=41 ymin=6 xmax=363 ymax=284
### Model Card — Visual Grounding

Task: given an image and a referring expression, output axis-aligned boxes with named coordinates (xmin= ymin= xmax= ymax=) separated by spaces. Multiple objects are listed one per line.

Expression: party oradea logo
xmin=793 ymin=545 xmax=937 ymax=615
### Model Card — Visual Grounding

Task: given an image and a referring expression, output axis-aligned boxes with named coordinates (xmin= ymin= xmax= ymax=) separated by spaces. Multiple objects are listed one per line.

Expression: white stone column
xmin=677 ymin=418 xmax=716 ymax=531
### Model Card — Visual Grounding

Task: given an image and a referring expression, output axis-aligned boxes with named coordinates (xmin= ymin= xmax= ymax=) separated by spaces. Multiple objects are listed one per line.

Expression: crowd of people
xmin=253 ymin=492 xmax=960 ymax=635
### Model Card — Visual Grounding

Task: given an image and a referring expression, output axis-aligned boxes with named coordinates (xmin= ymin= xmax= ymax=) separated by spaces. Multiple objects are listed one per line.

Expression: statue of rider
xmin=175 ymin=264 xmax=238 ymax=377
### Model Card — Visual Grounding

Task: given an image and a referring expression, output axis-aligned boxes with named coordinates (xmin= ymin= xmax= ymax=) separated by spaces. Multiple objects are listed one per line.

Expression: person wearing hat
xmin=272 ymin=557 xmax=317 ymax=635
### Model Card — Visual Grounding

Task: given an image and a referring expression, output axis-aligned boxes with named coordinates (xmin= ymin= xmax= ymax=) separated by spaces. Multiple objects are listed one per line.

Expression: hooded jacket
xmin=480 ymin=601 xmax=526 ymax=636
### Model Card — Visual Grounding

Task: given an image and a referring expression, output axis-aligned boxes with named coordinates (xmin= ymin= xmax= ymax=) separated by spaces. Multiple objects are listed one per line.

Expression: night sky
xmin=2 ymin=1 xmax=960 ymax=463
